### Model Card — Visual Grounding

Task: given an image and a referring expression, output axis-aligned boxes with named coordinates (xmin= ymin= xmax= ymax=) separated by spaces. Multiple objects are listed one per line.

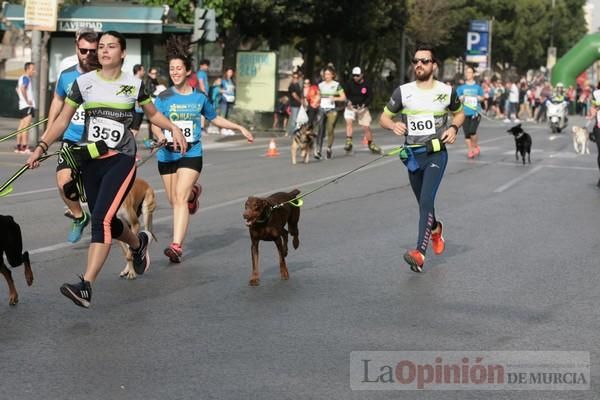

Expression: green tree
xmin=140 ymin=0 xmax=194 ymax=24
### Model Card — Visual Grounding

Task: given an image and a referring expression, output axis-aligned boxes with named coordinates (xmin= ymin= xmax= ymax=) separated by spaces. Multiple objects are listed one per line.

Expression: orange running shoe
xmin=403 ymin=249 xmax=425 ymax=273
xmin=473 ymin=146 xmax=480 ymax=156
xmin=431 ymin=221 xmax=445 ymax=255
xmin=188 ymin=184 xmax=202 ymax=215
xmin=164 ymin=243 xmax=183 ymax=263
xmin=467 ymin=150 xmax=475 ymax=159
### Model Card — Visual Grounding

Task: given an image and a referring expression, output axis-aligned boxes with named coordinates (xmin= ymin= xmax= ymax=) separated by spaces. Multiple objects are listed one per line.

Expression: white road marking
xmin=493 ymin=165 xmax=544 ymax=193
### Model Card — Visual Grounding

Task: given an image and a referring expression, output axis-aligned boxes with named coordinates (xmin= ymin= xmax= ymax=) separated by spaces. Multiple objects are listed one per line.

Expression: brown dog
xmin=117 ymin=178 xmax=156 ymax=279
xmin=291 ymin=125 xmax=315 ymax=165
xmin=0 ymin=215 xmax=33 ymax=305
xmin=243 ymin=189 xmax=301 ymax=286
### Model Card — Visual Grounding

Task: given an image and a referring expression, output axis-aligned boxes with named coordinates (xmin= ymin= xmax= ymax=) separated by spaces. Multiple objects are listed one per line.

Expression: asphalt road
xmin=0 ymin=116 xmax=599 ymax=400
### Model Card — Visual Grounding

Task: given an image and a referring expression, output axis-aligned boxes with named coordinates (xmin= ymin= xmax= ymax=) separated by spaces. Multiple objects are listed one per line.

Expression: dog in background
xmin=507 ymin=124 xmax=532 ymax=164
xmin=571 ymin=126 xmax=590 ymax=155
xmin=0 ymin=215 xmax=33 ymax=305
xmin=243 ymin=189 xmax=301 ymax=286
xmin=117 ymin=178 xmax=156 ymax=279
xmin=291 ymin=124 xmax=315 ymax=165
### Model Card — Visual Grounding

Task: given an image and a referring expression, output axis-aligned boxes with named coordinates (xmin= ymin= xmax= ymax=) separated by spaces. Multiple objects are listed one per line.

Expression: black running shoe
xmin=60 ymin=276 xmax=92 ymax=308
xmin=131 ymin=231 xmax=150 ymax=275
xmin=326 ymin=147 xmax=332 ymax=159
xmin=314 ymin=151 xmax=322 ymax=160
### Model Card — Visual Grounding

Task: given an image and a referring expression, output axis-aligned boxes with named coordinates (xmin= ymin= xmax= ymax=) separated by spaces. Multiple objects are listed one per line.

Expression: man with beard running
xmin=40 ymin=31 xmax=100 ymax=243
xmin=379 ymin=45 xmax=464 ymax=273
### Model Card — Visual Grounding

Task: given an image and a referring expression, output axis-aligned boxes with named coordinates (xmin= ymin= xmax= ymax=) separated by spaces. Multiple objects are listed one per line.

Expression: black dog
xmin=507 ymin=124 xmax=532 ymax=164
xmin=0 ymin=215 xmax=33 ymax=305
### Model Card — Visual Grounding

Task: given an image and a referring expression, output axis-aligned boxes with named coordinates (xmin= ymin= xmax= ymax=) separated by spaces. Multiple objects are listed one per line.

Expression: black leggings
xmin=81 ymin=154 xmax=136 ymax=244
xmin=407 ymin=151 xmax=448 ymax=255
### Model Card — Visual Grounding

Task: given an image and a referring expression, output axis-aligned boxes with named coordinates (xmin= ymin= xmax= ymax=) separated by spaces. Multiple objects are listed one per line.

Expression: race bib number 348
xmin=88 ymin=117 xmax=125 ymax=148
xmin=407 ymin=114 xmax=436 ymax=136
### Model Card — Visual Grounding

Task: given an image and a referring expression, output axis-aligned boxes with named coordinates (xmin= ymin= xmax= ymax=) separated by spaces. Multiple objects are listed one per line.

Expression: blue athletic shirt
xmin=154 ymin=87 xmax=217 ymax=162
xmin=196 ymin=69 xmax=208 ymax=94
xmin=456 ymin=83 xmax=483 ymax=116
xmin=56 ymin=64 xmax=86 ymax=142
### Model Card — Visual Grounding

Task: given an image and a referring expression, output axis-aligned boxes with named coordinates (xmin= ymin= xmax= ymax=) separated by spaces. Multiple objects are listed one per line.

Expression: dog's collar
xmin=254 ymin=205 xmax=273 ymax=224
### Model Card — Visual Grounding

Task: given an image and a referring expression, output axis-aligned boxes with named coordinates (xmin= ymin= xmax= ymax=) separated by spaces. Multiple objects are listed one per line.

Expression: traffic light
xmin=191 ymin=7 xmax=208 ymax=43
xmin=205 ymin=9 xmax=218 ymax=42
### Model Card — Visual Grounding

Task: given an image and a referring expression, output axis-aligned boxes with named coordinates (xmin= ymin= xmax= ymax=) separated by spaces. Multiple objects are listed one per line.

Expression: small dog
xmin=291 ymin=125 xmax=315 ymax=165
xmin=0 ymin=215 xmax=33 ymax=305
xmin=243 ymin=189 xmax=301 ymax=286
xmin=571 ymin=126 xmax=590 ymax=155
xmin=117 ymin=178 xmax=156 ymax=279
xmin=507 ymin=124 xmax=532 ymax=164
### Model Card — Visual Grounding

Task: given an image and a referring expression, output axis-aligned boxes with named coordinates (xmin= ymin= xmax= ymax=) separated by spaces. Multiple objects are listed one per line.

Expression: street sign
xmin=466 ymin=31 xmax=489 ymax=56
xmin=469 ymin=20 xmax=489 ymax=32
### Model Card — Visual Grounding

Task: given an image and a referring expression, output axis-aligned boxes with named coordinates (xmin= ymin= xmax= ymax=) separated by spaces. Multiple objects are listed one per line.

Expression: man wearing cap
xmin=343 ymin=66 xmax=382 ymax=154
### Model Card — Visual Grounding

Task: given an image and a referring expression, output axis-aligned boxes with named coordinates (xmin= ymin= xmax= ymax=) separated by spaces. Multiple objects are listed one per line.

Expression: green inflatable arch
xmin=551 ymin=33 xmax=600 ymax=87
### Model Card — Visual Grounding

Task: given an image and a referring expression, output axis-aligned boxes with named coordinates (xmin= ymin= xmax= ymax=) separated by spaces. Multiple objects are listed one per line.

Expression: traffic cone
xmin=265 ymin=139 xmax=280 ymax=157
xmin=362 ymin=135 xmax=368 ymax=146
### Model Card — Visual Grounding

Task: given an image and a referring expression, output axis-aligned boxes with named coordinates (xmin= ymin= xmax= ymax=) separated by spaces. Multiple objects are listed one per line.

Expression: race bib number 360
xmin=164 ymin=120 xmax=194 ymax=143
xmin=88 ymin=117 xmax=125 ymax=148
xmin=407 ymin=114 xmax=436 ymax=136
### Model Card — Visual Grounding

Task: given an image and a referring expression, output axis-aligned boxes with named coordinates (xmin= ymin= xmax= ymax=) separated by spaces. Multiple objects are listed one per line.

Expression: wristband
xmin=36 ymin=140 xmax=49 ymax=154
xmin=449 ymin=124 xmax=459 ymax=133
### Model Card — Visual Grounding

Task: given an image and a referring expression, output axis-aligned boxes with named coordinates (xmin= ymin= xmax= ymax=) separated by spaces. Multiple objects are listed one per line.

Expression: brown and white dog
xmin=0 ymin=215 xmax=33 ymax=305
xmin=117 ymin=178 xmax=156 ymax=279
xmin=572 ymin=126 xmax=590 ymax=155
xmin=243 ymin=189 xmax=301 ymax=286
xmin=291 ymin=125 xmax=315 ymax=165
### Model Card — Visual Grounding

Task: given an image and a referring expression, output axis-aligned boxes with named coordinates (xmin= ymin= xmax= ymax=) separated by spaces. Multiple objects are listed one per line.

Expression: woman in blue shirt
xmin=152 ymin=40 xmax=253 ymax=263
xmin=219 ymin=67 xmax=236 ymax=118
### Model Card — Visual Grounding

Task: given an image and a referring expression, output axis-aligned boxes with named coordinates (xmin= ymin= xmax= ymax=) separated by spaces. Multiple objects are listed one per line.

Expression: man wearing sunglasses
xmin=40 ymin=31 xmax=99 ymax=244
xmin=379 ymin=45 xmax=464 ymax=273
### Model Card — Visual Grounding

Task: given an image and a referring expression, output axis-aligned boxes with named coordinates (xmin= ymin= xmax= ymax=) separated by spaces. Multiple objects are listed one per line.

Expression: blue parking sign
xmin=466 ymin=31 xmax=488 ymax=55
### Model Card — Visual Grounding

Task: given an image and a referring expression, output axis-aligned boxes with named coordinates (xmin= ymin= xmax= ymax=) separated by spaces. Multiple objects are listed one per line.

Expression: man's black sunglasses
xmin=78 ymin=48 xmax=97 ymax=55
xmin=412 ymin=58 xmax=433 ymax=65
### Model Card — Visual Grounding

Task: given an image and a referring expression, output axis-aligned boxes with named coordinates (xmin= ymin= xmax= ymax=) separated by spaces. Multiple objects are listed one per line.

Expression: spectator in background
xmin=15 ymin=62 xmax=36 ymax=154
xmin=504 ymin=80 xmax=519 ymax=123
xmin=518 ymin=81 xmax=532 ymax=121
xmin=567 ymin=85 xmax=576 ymax=115
xmin=273 ymin=95 xmax=290 ymax=130
xmin=220 ymin=67 xmax=236 ymax=118
xmin=287 ymin=71 xmax=303 ymax=136
xmin=145 ymin=67 xmax=159 ymax=99
xmin=196 ymin=59 xmax=210 ymax=95
xmin=131 ymin=64 xmax=145 ymax=137
xmin=210 ymin=77 xmax=222 ymax=110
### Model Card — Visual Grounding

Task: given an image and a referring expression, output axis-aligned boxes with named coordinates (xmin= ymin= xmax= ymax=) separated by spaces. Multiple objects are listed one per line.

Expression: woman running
xmin=27 ymin=31 xmax=187 ymax=308
xmin=151 ymin=37 xmax=254 ymax=263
